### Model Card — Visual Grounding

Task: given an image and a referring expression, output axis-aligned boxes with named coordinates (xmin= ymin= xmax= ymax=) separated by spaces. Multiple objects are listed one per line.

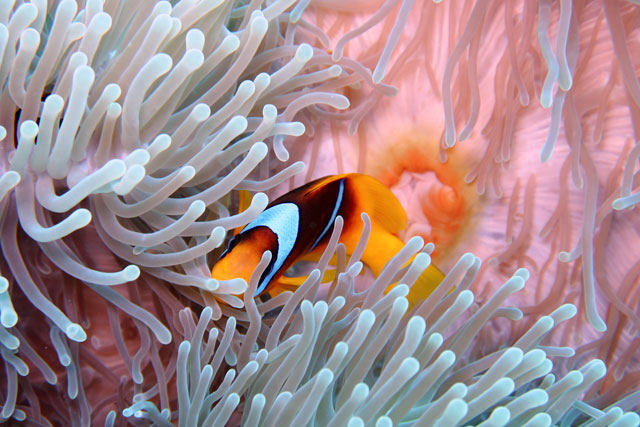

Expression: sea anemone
xmin=0 ymin=0 xmax=351 ymax=422
xmin=297 ymin=0 xmax=640 ymax=418
xmin=126 ymin=222 xmax=639 ymax=426
xmin=0 ymin=0 xmax=638 ymax=425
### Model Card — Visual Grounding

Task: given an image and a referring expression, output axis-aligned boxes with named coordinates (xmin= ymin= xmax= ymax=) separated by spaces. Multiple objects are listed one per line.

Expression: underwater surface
xmin=0 ymin=0 xmax=639 ymax=425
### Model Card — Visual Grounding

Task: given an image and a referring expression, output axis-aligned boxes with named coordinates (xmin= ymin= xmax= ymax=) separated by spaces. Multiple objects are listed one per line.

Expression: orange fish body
xmin=211 ymin=174 xmax=445 ymax=305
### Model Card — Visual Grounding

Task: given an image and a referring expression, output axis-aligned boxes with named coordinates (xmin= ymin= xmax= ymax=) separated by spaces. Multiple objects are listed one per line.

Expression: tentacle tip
xmin=335 ymin=96 xmax=350 ymax=110
xmin=1 ymin=313 xmax=18 ymax=328
xmin=180 ymin=165 xmax=196 ymax=180
xmin=612 ymin=198 xmax=628 ymax=210
xmin=359 ymin=309 xmax=376 ymax=325
xmin=561 ymin=304 xmax=578 ymax=318
xmin=275 ymin=150 xmax=290 ymax=162
xmin=132 ymin=246 xmax=147 ymax=255
xmin=297 ymin=43 xmax=314 ymax=60
xmin=290 ymin=122 xmax=306 ymax=136
xmin=408 ymin=235 xmax=425 ymax=248
xmin=292 ymin=161 xmax=306 ymax=173
xmin=211 ymin=226 xmax=227 ymax=243
xmin=231 ymin=115 xmax=249 ymax=131
xmin=540 ymin=93 xmax=553 ymax=109
xmin=331 ymin=49 xmax=343 ymax=62
xmin=263 ymin=104 xmax=277 ymax=117
xmin=510 ymin=276 xmax=526 ymax=292
xmin=205 ymin=279 xmax=219 ymax=292
xmin=445 ymin=131 xmax=456 ymax=148
xmin=2 ymin=171 xmax=22 ymax=188
xmin=458 ymin=289 xmax=475 ymax=305
xmin=4 ymin=336 xmax=19 ymax=350
xmin=591 ymin=317 xmax=607 ymax=333
xmin=458 ymin=128 xmax=472 ymax=142
xmin=540 ymin=151 xmax=552 ymax=163
xmin=75 ymin=208 xmax=93 ymax=228
xmin=0 ymin=277 xmax=8 ymax=293
xmin=252 ymin=192 xmax=269 ymax=207
xmin=590 ymin=359 xmax=607 ymax=377
xmin=372 ymin=69 xmax=385 ymax=85
xmin=514 ymin=268 xmax=530 ymax=281
xmin=157 ymin=328 xmax=172 ymax=345
xmin=251 ymin=14 xmax=268 ymax=34
xmin=252 ymin=142 xmax=269 ymax=159
xmin=558 ymin=77 xmax=573 ymax=92
xmin=66 ymin=323 xmax=87 ymax=342
xmin=255 ymin=72 xmax=270 ymax=87
xmin=190 ymin=199 xmax=207 ymax=214
xmin=328 ymin=65 xmax=342 ymax=77
xmin=224 ymin=34 xmax=241 ymax=52
xmin=123 ymin=265 xmax=140 ymax=281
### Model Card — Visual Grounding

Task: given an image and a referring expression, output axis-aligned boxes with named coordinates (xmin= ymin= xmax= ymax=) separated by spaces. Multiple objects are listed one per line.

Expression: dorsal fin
xmin=348 ymin=173 xmax=407 ymax=234
xmin=283 ymin=173 xmax=407 ymax=233
xmin=301 ymin=175 xmax=348 ymax=196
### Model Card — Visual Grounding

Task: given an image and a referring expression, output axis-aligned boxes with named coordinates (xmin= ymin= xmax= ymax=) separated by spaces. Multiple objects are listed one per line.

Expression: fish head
xmin=211 ymin=227 xmax=277 ymax=293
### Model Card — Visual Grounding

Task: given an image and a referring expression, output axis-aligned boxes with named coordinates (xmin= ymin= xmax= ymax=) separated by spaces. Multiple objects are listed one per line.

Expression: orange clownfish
xmin=211 ymin=173 xmax=445 ymax=303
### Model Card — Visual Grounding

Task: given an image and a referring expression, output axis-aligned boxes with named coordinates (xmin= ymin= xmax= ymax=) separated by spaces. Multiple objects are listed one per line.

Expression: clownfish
xmin=211 ymin=173 xmax=445 ymax=305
